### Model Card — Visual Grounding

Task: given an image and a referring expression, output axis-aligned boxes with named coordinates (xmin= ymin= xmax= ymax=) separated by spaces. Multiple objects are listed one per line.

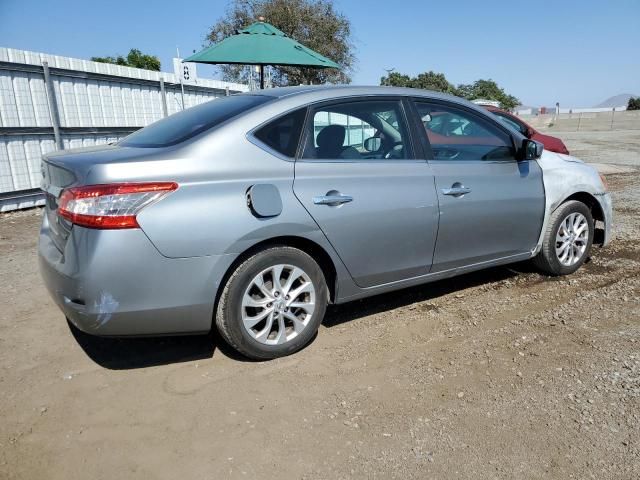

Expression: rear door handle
xmin=442 ymin=185 xmax=471 ymax=197
xmin=313 ymin=193 xmax=353 ymax=206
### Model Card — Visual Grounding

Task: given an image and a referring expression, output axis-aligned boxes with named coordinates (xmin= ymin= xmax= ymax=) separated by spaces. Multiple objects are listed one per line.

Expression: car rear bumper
xmin=38 ymin=214 xmax=234 ymax=336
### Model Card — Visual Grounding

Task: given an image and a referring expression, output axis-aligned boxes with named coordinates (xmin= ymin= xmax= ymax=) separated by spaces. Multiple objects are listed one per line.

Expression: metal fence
xmin=0 ymin=47 xmax=248 ymax=212
xmin=520 ymin=110 xmax=640 ymax=132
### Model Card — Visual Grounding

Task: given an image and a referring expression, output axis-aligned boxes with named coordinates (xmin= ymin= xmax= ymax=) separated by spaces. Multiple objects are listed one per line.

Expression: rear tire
xmin=533 ymin=200 xmax=594 ymax=276
xmin=215 ymin=246 xmax=328 ymax=360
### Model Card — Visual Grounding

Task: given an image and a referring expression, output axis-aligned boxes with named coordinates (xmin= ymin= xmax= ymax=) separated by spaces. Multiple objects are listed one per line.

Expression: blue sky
xmin=1 ymin=0 xmax=638 ymax=107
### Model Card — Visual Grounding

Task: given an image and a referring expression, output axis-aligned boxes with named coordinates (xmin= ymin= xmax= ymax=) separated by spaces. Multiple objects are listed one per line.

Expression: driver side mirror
xmin=363 ymin=137 xmax=382 ymax=152
xmin=521 ymin=139 xmax=544 ymax=160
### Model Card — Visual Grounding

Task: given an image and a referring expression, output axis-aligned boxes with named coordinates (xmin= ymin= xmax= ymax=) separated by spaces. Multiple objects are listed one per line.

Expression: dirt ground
xmin=542 ymin=129 xmax=640 ymax=168
xmin=1 ymin=136 xmax=639 ymax=479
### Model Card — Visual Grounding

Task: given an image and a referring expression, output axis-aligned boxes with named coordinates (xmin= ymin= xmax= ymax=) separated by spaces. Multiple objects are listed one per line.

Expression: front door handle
xmin=313 ymin=192 xmax=353 ymax=206
xmin=442 ymin=184 xmax=471 ymax=197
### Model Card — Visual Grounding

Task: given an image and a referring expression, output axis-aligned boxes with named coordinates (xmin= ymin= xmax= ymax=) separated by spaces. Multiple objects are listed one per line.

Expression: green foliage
xmin=456 ymin=79 xmax=519 ymax=111
xmin=627 ymin=96 xmax=640 ymax=111
xmin=207 ymin=0 xmax=354 ymax=86
xmin=380 ymin=71 xmax=458 ymax=95
xmin=380 ymin=72 xmax=520 ymax=111
xmin=91 ymin=49 xmax=161 ymax=71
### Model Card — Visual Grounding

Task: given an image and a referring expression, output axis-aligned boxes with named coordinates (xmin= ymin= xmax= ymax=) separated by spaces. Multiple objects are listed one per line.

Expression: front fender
xmin=533 ymin=151 xmax=611 ymax=253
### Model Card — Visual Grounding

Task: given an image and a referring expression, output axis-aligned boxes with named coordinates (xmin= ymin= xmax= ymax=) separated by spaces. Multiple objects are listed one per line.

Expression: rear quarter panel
xmin=132 ymin=135 xmax=306 ymax=258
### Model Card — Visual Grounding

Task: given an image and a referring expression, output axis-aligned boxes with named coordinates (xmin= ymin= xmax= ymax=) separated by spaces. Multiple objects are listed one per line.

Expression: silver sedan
xmin=39 ymin=86 xmax=612 ymax=359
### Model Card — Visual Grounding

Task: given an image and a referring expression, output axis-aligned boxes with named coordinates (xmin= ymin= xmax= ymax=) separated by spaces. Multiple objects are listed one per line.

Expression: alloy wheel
xmin=241 ymin=264 xmax=316 ymax=345
xmin=555 ymin=212 xmax=589 ymax=266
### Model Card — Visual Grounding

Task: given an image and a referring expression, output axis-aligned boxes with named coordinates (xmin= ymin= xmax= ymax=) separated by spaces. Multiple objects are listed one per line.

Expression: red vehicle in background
xmin=482 ymin=105 xmax=570 ymax=155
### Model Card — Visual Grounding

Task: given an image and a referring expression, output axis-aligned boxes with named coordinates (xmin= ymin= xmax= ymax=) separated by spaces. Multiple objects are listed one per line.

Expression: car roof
xmin=224 ymin=85 xmax=525 ymax=142
xmin=252 ymin=84 xmax=464 ymax=103
xmin=245 ymin=85 xmax=495 ymax=118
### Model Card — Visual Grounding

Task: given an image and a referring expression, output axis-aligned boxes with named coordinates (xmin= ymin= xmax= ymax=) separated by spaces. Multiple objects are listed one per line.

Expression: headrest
xmin=317 ymin=124 xmax=346 ymax=150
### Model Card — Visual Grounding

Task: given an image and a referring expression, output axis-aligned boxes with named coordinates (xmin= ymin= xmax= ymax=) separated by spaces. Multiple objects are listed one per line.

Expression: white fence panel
xmin=0 ymin=71 xmax=19 ymax=127
xmin=0 ymin=47 xmax=248 ymax=210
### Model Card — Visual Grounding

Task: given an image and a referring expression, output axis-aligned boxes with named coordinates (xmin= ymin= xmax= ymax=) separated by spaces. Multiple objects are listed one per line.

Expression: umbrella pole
xmin=259 ymin=65 xmax=265 ymax=89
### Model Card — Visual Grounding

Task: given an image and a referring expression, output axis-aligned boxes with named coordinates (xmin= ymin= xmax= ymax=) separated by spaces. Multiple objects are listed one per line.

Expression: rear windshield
xmin=119 ymin=94 xmax=272 ymax=148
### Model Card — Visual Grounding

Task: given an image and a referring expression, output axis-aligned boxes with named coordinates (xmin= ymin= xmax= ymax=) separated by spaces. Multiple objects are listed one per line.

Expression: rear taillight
xmin=58 ymin=182 xmax=178 ymax=229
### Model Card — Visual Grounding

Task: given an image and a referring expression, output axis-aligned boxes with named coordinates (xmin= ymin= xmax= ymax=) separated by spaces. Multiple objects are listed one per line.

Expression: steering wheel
xmin=383 ymin=141 xmax=404 ymax=159
xmin=433 ymin=147 xmax=460 ymax=160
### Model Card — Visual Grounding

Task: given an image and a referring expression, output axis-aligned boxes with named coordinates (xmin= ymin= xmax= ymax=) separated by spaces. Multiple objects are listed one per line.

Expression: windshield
xmin=493 ymin=112 xmax=527 ymax=135
xmin=120 ymin=94 xmax=272 ymax=148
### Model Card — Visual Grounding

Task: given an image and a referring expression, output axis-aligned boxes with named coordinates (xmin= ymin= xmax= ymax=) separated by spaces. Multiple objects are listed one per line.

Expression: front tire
xmin=215 ymin=246 xmax=328 ymax=360
xmin=533 ymin=200 xmax=594 ymax=276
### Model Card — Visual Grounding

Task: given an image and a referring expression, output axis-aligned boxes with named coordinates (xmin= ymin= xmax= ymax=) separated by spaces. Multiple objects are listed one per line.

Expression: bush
xmin=627 ymin=97 xmax=640 ymax=111
xmin=91 ymin=49 xmax=161 ymax=71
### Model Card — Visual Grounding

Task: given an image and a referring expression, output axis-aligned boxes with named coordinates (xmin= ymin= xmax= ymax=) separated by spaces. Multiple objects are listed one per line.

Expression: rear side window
xmin=120 ymin=94 xmax=271 ymax=148
xmin=254 ymin=108 xmax=306 ymax=158
xmin=301 ymin=99 xmax=413 ymax=160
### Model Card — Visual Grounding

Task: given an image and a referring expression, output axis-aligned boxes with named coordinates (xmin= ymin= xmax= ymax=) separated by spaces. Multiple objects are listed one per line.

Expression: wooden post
xmin=611 ymin=108 xmax=615 ymax=130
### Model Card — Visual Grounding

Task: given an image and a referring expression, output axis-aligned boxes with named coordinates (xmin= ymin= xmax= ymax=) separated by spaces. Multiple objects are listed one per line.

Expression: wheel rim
xmin=241 ymin=264 xmax=316 ymax=346
xmin=555 ymin=212 xmax=589 ymax=267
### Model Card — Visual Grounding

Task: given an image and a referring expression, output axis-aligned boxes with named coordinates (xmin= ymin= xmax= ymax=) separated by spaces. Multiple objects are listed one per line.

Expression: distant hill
xmin=595 ymin=94 xmax=637 ymax=108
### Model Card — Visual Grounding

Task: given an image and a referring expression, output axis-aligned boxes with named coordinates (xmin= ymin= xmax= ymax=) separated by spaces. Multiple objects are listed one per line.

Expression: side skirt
xmin=334 ymin=252 xmax=534 ymax=304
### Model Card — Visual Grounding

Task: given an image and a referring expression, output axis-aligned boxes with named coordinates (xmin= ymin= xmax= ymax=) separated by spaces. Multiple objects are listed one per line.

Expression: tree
xmin=379 ymin=72 xmax=519 ymax=110
xmin=381 ymin=70 xmax=458 ymax=95
xmin=627 ymin=96 xmax=640 ymax=111
xmin=456 ymin=79 xmax=519 ymax=111
xmin=380 ymin=72 xmax=413 ymax=88
xmin=206 ymin=0 xmax=354 ymax=86
xmin=91 ymin=49 xmax=161 ymax=71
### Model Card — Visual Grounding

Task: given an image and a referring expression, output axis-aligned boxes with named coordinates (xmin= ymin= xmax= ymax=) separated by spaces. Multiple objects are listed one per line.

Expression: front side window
xmin=120 ymin=94 xmax=272 ymax=148
xmin=415 ymin=102 xmax=515 ymax=161
xmin=302 ymin=100 xmax=412 ymax=160
xmin=253 ymin=108 xmax=306 ymax=158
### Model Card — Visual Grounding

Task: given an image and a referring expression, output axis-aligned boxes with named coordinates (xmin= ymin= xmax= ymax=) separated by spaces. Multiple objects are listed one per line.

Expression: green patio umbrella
xmin=185 ymin=21 xmax=341 ymax=89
